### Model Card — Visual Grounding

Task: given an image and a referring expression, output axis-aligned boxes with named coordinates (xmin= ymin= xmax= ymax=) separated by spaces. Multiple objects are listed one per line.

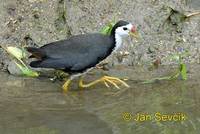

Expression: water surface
xmin=0 ymin=65 xmax=200 ymax=134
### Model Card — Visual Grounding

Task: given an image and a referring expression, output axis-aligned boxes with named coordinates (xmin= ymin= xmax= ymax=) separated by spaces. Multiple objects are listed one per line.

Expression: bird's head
xmin=111 ymin=20 xmax=139 ymax=39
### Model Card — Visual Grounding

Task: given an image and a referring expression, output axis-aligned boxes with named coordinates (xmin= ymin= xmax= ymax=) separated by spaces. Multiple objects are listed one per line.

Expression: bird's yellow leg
xmin=62 ymin=79 xmax=72 ymax=93
xmin=79 ymin=76 xmax=103 ymax=89
xmin=79 ymin=76 xmax=130 ymax=89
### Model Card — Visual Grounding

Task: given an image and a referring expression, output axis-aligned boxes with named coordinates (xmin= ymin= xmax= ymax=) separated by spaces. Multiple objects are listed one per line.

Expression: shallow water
xmin=0 ymin=65 xmax=200 ymax=134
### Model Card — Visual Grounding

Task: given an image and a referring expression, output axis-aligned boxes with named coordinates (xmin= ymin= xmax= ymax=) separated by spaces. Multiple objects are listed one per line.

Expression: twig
xmin=186 ymin=11 xmax=200 ymax=18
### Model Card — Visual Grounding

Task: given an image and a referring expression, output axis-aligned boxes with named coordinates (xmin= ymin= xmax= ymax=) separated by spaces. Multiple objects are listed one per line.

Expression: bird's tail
xmin=26 ymin=47 xmax=46 ymax=59
xmin=29 ymin=60 xmax=43 ymax=68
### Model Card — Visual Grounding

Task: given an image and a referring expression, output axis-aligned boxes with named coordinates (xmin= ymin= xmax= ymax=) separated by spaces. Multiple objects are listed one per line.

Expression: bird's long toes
xmin=104 ymin=79 xmax=120 ymax=89
xmin=103 ymin=81 xmax=110 ymax=88
xmin=108 ymin=78 xmax=130 ymax=88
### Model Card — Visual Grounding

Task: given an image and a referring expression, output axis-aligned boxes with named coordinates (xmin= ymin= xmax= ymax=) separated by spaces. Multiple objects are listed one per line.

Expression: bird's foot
xmin=79 ymin=76 xmax=130 ymax=89
xmin=62 ymin=79 xmax=72 ymax=93
xmin=102 ymin=76 xmax=130 ymax=89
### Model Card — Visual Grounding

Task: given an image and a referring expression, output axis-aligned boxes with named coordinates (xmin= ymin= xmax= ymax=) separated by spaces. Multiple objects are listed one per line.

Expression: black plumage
xmin=27 ymin=34 xmax=114 ymax=73
xmin=26 ymin=20 xmax=130 ymax=74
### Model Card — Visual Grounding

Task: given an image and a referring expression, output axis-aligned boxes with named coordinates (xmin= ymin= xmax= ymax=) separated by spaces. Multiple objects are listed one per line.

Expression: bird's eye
xmin=123 ymin=27 xmax=128 ymax=31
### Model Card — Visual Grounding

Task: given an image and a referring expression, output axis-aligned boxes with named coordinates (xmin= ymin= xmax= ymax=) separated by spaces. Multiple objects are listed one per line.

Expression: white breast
xmin=114 ymin=33 xmax=122 ymax=51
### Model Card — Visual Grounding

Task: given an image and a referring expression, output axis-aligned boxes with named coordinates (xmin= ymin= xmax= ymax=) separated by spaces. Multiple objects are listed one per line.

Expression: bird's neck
xmin=113 ymin=33 xmax=122 ymax=51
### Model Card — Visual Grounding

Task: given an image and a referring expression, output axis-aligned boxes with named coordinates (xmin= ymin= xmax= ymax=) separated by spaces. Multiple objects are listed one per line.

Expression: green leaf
xmin=100 ymin=22 xmax=114 ymax=35
xmin=180 ymin=63 xmax=187 ymax=80
xmin=6 ymin=46 xmax=26 ymax=60
xmin=4 ymin=46 xmax=39 ymax=77
xmin=14 ymin=61 xmax=40 ymax=77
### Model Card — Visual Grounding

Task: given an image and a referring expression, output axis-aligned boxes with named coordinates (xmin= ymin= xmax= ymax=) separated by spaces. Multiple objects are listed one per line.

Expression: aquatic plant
xmin=143 ymin=48 xmax=189 ymax=83
xmin=1 ymin=46 xmax=39 ymax=77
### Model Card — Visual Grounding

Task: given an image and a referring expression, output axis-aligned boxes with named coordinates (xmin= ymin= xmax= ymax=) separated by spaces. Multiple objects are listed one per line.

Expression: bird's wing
xmin=31 ymin=34 xmax=114 ymax=71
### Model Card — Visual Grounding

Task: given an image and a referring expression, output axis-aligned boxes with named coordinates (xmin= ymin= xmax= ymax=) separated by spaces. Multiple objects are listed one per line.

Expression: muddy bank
xmin=0 ymin=0 xmax=200 ymax=72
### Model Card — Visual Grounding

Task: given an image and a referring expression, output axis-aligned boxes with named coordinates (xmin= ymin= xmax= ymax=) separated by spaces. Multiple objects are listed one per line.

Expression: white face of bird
xmin=115 ymin=23 xmax=139 ymax=39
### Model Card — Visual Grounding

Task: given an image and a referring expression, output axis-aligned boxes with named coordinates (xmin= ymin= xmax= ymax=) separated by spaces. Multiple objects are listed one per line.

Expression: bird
xmin=26 ymin=20 xmax=139 ymax=93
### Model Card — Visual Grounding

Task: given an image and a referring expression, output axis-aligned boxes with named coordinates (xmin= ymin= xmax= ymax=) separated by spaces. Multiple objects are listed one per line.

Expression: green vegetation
xmin=100 ymin=22 xmax=114 ymax=35
xmin=1 ymin=46 xmax=39 ymax=77
xmin=143 ymin=49 xmax=189 ymax=84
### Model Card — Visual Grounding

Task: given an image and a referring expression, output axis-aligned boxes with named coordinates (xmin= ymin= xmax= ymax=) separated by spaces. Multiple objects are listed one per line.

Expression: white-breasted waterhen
xmin=26 ymin=20 xmax=139 ymax=93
